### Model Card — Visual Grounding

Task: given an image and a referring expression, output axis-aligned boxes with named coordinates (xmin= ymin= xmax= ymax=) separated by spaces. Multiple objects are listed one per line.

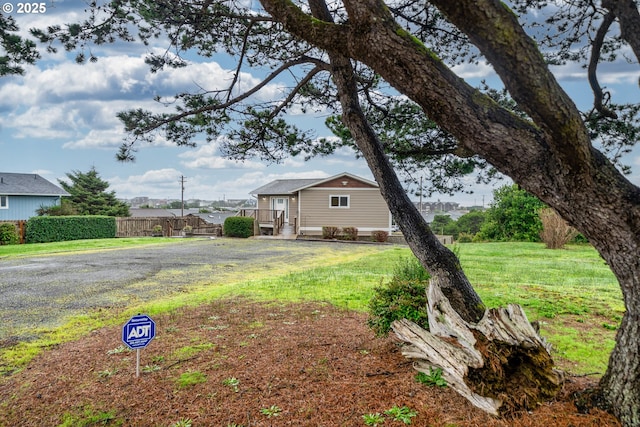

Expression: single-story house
xmin=0 ymin=172 xmax=70 ymax=220
xmin=249 ymin=172 xmax=392 ymax=237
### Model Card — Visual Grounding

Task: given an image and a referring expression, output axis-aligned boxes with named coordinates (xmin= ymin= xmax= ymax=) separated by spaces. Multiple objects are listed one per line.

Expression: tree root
xmin=391 ymin=280 xmax=562 ymax=416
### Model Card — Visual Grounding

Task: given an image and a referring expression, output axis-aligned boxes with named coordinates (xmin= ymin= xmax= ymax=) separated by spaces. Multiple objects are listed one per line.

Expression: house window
xmin=0 ymin=195 xmax=7 ymax=209
xmin=330 ymin=195 xmax=349 ymax=208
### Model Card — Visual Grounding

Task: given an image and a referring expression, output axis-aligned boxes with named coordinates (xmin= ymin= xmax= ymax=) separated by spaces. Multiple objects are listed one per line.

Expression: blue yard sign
xmin=122 ymin=314 xmax=156 ymax=378
xmin=122 ymin=314 xmax=156 ymax=349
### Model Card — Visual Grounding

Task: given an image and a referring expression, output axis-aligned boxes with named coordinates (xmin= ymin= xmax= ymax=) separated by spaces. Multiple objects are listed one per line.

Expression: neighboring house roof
xmin=249 ymin=172 xmax=378 ymax=195
xmin=0 ymin=172 xmax=70 ymax=196
xmin=129 ymin=208 xmax=178 ymax=217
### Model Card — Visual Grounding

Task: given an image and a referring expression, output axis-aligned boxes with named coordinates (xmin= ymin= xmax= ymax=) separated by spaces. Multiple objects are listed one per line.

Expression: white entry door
xmin=271 ymin=197 xmax=289 ymax=222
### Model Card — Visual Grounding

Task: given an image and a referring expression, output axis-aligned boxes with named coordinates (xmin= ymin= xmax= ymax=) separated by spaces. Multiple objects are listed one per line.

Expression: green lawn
xmin=457 ymin=242 xmax=621 ymax=374
xmin=0 ymin=237 xmax=178 ymax=258
xmin=459 ymin=242 xmax=622 ymax=319
xmin=0 ymin=239 xmax=621 ymax=375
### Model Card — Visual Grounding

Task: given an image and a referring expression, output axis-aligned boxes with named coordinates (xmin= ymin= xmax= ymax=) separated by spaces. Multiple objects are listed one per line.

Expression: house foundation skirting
xmin=299 ymin=226 xmax=390 ymax=236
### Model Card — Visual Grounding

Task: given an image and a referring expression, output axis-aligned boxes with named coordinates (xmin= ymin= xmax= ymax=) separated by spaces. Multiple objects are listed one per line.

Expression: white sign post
xmin=122 ymin=314 xmax=156 ymax=378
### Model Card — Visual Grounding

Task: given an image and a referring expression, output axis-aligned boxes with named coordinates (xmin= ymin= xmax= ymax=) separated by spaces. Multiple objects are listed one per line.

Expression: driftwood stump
xmin=391 ymin=280 xmax=562 ymax=416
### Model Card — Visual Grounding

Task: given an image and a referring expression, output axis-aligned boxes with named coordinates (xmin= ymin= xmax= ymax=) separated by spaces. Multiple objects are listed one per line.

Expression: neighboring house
xmin=0 ymin=172 xmax=70 ymax=220
xmin=249 ymin=172 xmax=392 ymax=237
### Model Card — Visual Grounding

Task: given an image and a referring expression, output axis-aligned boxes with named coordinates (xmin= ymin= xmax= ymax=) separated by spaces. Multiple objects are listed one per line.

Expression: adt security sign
xmin=122 ymin=314 xmax=156 ymax=349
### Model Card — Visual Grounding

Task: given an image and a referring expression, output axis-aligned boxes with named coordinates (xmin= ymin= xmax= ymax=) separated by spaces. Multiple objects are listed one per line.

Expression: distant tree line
xmin=432 ymin=184 xmax=582 ymax=245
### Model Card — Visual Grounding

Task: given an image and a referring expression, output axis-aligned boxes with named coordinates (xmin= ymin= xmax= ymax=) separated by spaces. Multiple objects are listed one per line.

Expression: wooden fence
xmin=115 ymin=216 xmax=222 ymax=237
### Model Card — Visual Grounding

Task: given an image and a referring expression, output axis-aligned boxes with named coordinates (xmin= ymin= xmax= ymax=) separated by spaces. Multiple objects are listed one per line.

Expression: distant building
xmin=129 ymin=197 xmax=150 ymax=208
xmin=415 ymin=200 xmax=460 ymax=213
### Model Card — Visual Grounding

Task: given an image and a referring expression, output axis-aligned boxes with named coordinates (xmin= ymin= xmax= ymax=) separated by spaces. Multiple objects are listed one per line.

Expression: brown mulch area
xmin=0 ymin=299 xmax=620 ymax=426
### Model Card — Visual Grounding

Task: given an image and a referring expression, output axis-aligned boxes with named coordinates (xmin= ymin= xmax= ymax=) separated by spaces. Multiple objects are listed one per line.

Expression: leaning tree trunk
xmin=587 ymin=242 xmax=640 ymax=424
xmin=318 ymin=26 xmax=562 ymax=414
xmin=333 ymin=64 xmax=563 ymax=414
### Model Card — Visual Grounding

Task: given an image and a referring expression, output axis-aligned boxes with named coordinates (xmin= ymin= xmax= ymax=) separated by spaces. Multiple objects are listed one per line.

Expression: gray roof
xmin=249 ymin=172 xmax=379 ymax=196
xmin=249 ymin=178 xmax=322 ymax=195
xmin=0 ymin=172 xmax=70 ymax=196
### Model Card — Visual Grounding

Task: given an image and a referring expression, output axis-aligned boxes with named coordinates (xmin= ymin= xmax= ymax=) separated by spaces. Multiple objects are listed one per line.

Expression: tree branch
xmin=602 ymin=0 xmax=640 ymax=63
xmin=429 ymin=0 xmax=591 ymax=171
xmin=588 ymin=11 xmax=618 ymax=119
xmin=131 ymin=56 xmax=324 ymax=134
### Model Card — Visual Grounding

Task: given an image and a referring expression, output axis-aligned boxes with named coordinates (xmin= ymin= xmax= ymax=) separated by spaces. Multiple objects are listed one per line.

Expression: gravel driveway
xmin=0 ymin=238 xmax=373 ymax=344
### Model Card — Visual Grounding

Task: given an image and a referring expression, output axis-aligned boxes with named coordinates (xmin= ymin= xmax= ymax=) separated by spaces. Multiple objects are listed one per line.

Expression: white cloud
xmin=3 ymin=105 xmax=77 ymax=139
xmin=178 ymin=142 xmax=265 ymax=170
xmin=108 ymin=168 xmax=185 ymax=198
xmin=452 ymin=61 xmax=496 ymax=80
xmin=282 ymin=157 xmax=306 ymax=168
xmin=181 ymin=155 xmax=265 ymax=170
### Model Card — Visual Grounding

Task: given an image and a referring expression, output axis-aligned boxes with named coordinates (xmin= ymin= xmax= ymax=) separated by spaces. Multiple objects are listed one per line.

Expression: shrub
xmin=0 ymin=223 xmax=19 ymax=245
xmin=342 ymin=226 xmax=358 ymax=241
xmin=457 ymin=232 xmax=474 ymax=243
xmin=478 ymin=184 xmax=545 ymax=241
xmin=25 ymin=216 xmax=116 ymax=243
xmin=573 ymin=233 xmax=589 ymax=244
xmin=322 ymin=226 xmax=339 ymax=239
xmin=36 ymin=199 xmax=77 ymax=216
xmin=223 ymin=216 xmax=254 ymax=238
xmin=367 ymin=257 xmax=430 ymax=336
xmin=392 ymin=256 xmax=431 ymax=282
xmin=539 ymin=207 xmax=578 ymax=249
xmin=371 ymin=230 xmax=388 ymax=242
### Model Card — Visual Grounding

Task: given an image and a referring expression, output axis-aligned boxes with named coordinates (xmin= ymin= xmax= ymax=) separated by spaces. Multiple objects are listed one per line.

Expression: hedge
xmin=0 ymin=223 xmax=19 ymax=245
xmin=223 ymin=216 xmax=254 ymax=238
xmin=26 ymin=216 xmax=116 ymax=243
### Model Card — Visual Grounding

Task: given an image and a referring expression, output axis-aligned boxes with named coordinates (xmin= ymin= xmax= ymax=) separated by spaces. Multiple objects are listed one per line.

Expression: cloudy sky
xmin=1 ymin=2 xmax=639 ymax=207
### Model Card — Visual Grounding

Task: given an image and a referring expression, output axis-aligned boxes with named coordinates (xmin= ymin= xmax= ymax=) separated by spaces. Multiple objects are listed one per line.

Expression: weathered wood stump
xmin=391 ymin=280 xmax=562 ymax=416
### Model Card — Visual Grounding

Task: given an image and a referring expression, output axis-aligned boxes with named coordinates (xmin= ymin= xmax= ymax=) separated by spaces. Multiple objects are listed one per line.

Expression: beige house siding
xmin=256 ymin=197 xmax=270 ymax=211
xmin=298 ymin=187 xmax=390 ymax=236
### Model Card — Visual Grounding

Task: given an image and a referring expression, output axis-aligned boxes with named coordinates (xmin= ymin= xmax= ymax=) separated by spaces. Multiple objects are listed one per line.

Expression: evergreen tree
xmin=0 ymin=15 xmax=40 ymax=76
xmin=58 ymin=167 xmax=130 ymax=217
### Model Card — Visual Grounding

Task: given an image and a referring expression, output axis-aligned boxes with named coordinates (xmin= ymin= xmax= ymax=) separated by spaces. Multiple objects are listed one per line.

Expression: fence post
xmin=18 ymin=220 xmax=26 ymax=244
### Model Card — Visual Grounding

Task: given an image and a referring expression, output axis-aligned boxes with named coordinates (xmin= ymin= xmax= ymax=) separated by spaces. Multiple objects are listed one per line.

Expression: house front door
xmin=271 ymin=197 xmax=289 ymax=222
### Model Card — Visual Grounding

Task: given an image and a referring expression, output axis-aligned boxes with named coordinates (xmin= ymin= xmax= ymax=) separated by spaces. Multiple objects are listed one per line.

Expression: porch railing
xmin=238 ymin=209 xmax=285 ymax=235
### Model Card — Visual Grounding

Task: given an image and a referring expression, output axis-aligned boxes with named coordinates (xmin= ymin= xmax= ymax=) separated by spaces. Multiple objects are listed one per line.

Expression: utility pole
xmin=180 ymin=175 xmax=187 ymax=217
